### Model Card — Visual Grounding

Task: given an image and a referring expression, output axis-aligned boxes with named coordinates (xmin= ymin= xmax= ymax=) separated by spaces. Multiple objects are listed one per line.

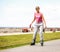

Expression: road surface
xmin=0 ymin=39 xmax=60 ymax=52
xmin=0 ymin=31 xmax=55 ymax=36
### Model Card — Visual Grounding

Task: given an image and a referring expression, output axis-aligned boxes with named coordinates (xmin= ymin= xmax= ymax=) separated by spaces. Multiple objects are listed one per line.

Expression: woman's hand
xmin=45 ymin=25 xmax=47 ymax=29
xmin=29 ymin=24 xmax=32 ymax=28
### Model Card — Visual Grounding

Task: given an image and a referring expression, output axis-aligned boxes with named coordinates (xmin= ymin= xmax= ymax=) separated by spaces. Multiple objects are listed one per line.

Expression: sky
xmin=0 ymin=0 xmax=60 ymax=27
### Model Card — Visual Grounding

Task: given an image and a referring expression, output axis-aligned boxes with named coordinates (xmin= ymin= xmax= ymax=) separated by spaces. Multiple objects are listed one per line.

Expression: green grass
xmin=0 ymin=32 xmax=60 ymax=50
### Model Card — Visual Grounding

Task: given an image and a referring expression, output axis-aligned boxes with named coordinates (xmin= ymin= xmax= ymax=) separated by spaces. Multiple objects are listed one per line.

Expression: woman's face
xmin=36 ymin=7 xmax=40 ymax=13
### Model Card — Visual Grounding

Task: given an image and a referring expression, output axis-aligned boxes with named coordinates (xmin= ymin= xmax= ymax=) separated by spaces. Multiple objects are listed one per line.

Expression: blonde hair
xmin=35 ymin=6 xmax=40 ymax=10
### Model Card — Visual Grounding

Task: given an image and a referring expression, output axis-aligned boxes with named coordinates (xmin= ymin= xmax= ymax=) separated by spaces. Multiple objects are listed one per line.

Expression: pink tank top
xmin=34 ymin=12 xmax=43 ymax=23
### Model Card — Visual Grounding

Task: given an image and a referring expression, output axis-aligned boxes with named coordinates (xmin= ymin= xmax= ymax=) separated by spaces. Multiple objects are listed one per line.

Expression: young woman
xmin=30 ymin=6 xmax=47 ymax=46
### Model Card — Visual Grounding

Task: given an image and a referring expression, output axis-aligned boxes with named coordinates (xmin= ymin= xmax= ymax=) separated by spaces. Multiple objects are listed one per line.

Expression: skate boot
xmin=31 ymin=39 xmax=35 ymax=45
xmin=41 ymin=40 xmax=44 ymax=46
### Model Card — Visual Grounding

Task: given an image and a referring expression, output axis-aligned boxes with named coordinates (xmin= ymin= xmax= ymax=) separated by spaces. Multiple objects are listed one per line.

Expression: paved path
xmin=0 ymin=31 xmax=55 ymax=36
xmin=0 ymin=32 xmax=33 ymax=36
xmin=0 ymin=39 xmax=60 ymax=52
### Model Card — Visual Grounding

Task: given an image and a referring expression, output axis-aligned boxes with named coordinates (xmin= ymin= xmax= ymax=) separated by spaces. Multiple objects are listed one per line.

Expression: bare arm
xmin=42 ymin=15 xmax=47 ymax=28
xmin=30 ymin=17 xmax=36 ymax=28
xmin=31 ymin=17 xmax=36 ymax=24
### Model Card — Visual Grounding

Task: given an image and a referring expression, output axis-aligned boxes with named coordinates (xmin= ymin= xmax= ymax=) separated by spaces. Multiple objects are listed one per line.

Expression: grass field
xmin=0 ymin=32 xmax=60 ymax=50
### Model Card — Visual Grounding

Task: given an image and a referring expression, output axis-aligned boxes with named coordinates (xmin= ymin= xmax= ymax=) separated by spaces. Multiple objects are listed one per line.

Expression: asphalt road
xmin=0 ymin=39 xmax=60 ymax=52
xmin=0 ymin=31 xmax=54 ymax=36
